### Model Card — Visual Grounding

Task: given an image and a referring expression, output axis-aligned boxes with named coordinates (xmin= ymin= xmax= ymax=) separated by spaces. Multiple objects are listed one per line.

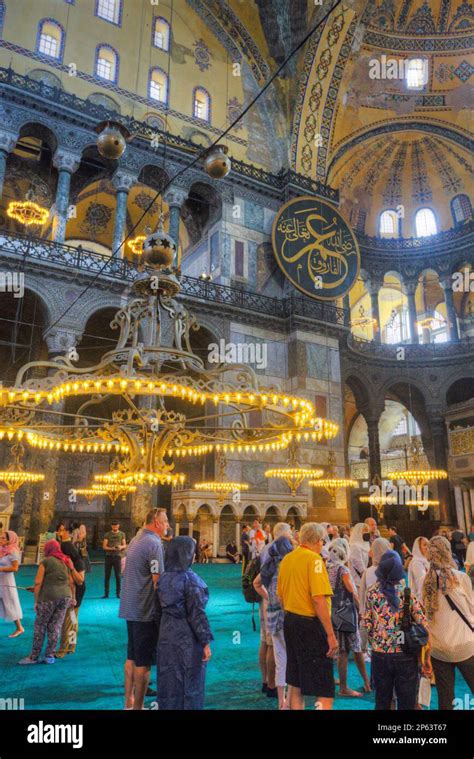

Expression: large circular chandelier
xmin=0 ymin=216 xmax=338 ymax=509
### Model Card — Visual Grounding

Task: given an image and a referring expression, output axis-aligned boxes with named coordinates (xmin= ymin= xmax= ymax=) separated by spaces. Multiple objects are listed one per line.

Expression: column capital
xmin=163 ymin=186 xmax=188 ymax=208
xmin=439 ymin=276 xmax=454 ymax=292
xmin=366 ymin=278 xmax=383 ymax=296
xmin=53 ymin=148 xmax=81 ymax=174
xmin=0 ymin=129 xmax=18 ymax=154
xmin=402 ymin=280 xmax=418 ymax=296
xmin=43 ymin=327 xmax=82 ymax=356
xmin=112 ymin=169 xmax=138 ymax=193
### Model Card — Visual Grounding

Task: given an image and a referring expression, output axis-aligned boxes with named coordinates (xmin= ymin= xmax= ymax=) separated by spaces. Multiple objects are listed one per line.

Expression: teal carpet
xmin=0 ymin=563 xmax=469 ymax=710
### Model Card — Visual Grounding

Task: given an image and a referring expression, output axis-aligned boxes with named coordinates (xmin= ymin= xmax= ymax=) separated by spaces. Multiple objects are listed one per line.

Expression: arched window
xmin=415 ymin=208 xmax=437 ymax=237
xmin=36 ymin=19 xmax=64 ymax=61
xmin=380 ymin=209 xmax=398 ymax=238
xmin=406 ymin=58 xmax=428 ymax=89
xmin=193 ymin=87 xmax=211 ymax=122
xmin=95 ymin=0 xmax=122 ymax=26
xmin=451 ymin=194 xmax=472 ymax=225
xmin=95 ymin=44 xmax=119 ymax=83
xmin=149 ymin=68 xmax=168 ymax=105
xmin=152 ymin=17 xmax=170 ymax=51
xmin=384 ymin=308 xmax=410 ymax=344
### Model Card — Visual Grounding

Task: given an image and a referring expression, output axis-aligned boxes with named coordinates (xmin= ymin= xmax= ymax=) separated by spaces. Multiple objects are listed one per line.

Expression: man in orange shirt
xmin=277 ymin=522 xmax=338 ymax=710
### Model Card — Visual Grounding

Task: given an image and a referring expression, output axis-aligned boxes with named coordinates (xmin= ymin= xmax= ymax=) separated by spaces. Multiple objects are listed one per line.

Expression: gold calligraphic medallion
xmin=272 ymin=196 xmax=360 ymax=300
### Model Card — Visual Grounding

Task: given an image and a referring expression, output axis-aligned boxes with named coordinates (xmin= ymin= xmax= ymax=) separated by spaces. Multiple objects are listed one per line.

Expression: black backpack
xmin=242 ymin=556 xmax=261 ymax=604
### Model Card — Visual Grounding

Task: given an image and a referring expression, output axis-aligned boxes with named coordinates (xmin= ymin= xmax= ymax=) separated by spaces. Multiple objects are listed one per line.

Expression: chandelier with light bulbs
xmin=0 ymin=443 xmax=45 ymax=504
xmin=0 ymin=222 xmax=339 ymax=494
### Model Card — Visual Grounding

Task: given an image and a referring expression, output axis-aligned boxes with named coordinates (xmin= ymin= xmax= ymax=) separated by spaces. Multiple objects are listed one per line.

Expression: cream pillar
xmin=212 ymin=519 xmax=219 ymax=558
xmin=188 ymin=520 xmax=194 ymax=537
xmin=235 ymin=519 xmax=241 ymax=551
xmin=174 ymin=520 xmax=180 ymax=536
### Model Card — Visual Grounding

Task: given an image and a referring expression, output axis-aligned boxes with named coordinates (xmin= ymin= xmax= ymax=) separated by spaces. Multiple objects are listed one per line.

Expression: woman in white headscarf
xmin=348 ymin=523 xmax=371 ymax=591
xmin=359 ymin=537 xmax=392 ymax=615
xmin=408 ymin=536 xmax=429 ymax=602
xmin=359 ymin=537 xmax=392 ymax=660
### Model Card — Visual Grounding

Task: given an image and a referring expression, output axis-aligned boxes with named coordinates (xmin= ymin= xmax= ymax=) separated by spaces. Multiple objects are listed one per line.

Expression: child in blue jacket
xmin=155 ymin=536 xmax=214 ymax=709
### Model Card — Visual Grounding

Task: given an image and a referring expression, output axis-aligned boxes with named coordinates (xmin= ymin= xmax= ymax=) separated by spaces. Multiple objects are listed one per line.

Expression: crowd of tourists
xmin=247 ymin=518 xmax=474 ymax=711
xmin=0 ymin=514 xmax=473 ymax=711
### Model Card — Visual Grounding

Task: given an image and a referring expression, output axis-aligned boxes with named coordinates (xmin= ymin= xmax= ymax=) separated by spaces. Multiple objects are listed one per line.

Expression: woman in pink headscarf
xmin=18 ymin=540 xmax=74 ymax=665
xmin=0 ymin=530 xmax=24 ymax=637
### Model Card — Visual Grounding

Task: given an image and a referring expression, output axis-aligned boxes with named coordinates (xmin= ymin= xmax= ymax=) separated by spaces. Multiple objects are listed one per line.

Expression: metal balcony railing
xmin=0 ymin=230 xmax=348 ymax=327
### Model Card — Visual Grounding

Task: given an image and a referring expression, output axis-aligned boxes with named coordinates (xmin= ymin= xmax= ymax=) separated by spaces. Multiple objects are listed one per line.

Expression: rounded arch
xmin=446 ymin=378 xmax=474 ymax=406
xmin=0 ymin=286 xmax=49 ymax=383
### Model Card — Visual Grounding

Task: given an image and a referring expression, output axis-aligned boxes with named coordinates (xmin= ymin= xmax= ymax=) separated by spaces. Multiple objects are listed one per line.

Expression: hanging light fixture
xmin=387 ymin=441 xmax=447 ymax=488
xmin=194 ymin=453 xmax=248 ymax=503
xmin=309 ymin=451 xmax=357 ymax=502
xmin=95 ymin=120 xmax=131 ymax=160
xmin=73 ymin=488 xmax=108 ymax=503
xmin=265 ymin=438 xmax=323 ymax=497
xmin=0 ymin=443 xmax=45 ymax=504
xmin=203 ymin=144 xmax=231 ymax=178
xmin=7 ymin=201 xmax=49 ymax=227
xmin=142 ymin=213 xmax=177 ymax=269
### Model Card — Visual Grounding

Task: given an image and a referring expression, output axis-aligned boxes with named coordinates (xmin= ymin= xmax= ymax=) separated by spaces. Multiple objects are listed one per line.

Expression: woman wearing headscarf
xmin=348 ymin=523 xmax=371 ymax=591
xmin=358 ymin=537 xmax=391 ymax=658
xmin=363 ymin=550 xmax=426 ymax=710
xmin=253 ymin=529 xmax=294 ymax=709
xmin=155 ymin=536 xmax=214 ymax=709
xmin=18 ymin=540 xmax=74 ymax=665
xmin=408 ymin=536 xmax=429 ymax=602
xmin=327 ymin=538 xmax=371 ymax=697
xmin=422 ymin=535 xmax=474 ymax=710
xmin=0 ymin=531 xmax=24 ymax=637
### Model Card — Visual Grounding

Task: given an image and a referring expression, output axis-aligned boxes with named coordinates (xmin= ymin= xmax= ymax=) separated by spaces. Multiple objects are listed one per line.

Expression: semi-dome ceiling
xmin=328 ymin=130 xmax=473 ymax=236
xmin=362 ymin=0 xmax=474 ymax=34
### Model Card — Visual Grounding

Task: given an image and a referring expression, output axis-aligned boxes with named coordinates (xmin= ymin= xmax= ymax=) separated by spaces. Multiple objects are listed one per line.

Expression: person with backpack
xmin=242 ymin=538 xmax=276 ymax=698
xmin=363 ymin=550 xmax=427 ymax=710
xmin=253 ymin=522 xmax=294 ymax=709
xmin=327 ymin=538 xmax=371 ymax=697
xmin=422 ymin=535 xmax=474 ymax=710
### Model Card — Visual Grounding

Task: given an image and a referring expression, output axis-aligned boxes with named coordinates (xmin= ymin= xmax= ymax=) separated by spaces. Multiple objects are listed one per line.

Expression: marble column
xmin=174 ymin=520 xmax=180 ymax=536
xmin=367 ymin=280 xmax=382 ymax=343
xmin=188 ymin=520 xmax=194 ymax=537
xmin=0 ymin=130 xmax=18 ymax=198
xmin=52 ymin=149 xmax=81 ymax=243
xmin=212 ymin=518 xmax=219 ymax=558
xmin=364 ymin=414 xmax=382 ymax=483
xmin=111 ymin=170 xmax=137 ymax=258
xmin=404 ymin=282 xmax=419 ymax=344
xmin=428 ymin=413 xmax=451 ymax=524
xmin=163 ymin=187 xmax=188 ymax=268
xmin=441 ymin=279 xmax=460 ymax=342
xmin=235 ymin=519 xmax=241 ymax=551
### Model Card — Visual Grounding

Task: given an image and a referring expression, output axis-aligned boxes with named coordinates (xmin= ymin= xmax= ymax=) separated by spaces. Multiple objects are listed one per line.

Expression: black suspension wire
xmin=41 ymin=0 xmax=343 ymax=339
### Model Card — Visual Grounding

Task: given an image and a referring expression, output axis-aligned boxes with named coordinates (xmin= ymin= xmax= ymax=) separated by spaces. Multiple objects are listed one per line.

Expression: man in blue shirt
xmin=119 ymin=508 xmax=169 ymax=710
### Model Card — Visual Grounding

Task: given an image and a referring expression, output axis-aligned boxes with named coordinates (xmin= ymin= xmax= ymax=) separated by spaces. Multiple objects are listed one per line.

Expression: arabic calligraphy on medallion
xmin=272 ymin=196 xmax=360 ymax=300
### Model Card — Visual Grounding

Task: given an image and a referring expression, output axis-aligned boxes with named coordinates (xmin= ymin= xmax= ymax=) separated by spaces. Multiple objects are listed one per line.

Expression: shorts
xmin=126 ymin=620 xmax=159 ymax=667
xmin=283 ymin=612 xmax=335 ymax=698
xmin=259 ymin=599 xmax=273 ymax=646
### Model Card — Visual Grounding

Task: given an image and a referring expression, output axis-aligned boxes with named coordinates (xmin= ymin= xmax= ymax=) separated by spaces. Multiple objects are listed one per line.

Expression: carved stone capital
xmin=163 ymin=187 xmax=188 ymax=208
xmin=53 ymin=148 xmax=81 ymax=174
xmin=0 ymin=129 xmax=18 ymax=154
xmin=112 ymin=170 xmax=138 ymax=193
xmin=43 ymin=327 xmax=82 ymax=356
